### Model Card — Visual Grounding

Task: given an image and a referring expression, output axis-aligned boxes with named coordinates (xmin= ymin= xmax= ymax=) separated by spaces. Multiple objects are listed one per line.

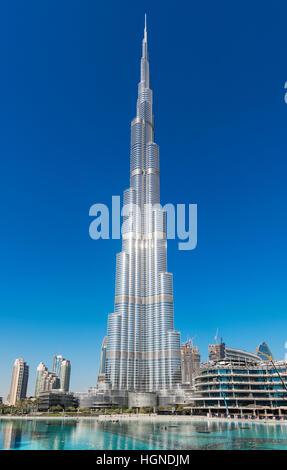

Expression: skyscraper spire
xmin=141 ymin=14 xmax=149 ymax=87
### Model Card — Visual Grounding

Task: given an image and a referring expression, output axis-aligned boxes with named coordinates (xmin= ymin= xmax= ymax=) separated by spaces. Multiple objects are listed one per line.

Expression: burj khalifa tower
xmin=104 ymin=17 xmax=182 ymax=396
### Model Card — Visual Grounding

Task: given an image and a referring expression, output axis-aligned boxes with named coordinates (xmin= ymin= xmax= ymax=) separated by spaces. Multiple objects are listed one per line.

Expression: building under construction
xmin=181 ymin=340 xmax=201 ymax=386
xmin=209 ymin=341 xmax=260 ymax=365
xmin=187 ymin=359 xmax=287 ymax=418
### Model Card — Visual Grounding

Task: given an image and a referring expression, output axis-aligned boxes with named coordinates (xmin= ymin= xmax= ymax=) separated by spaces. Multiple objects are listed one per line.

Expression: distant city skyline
xmin=3 ymin=354 xmax=71 ymax=403
xmin=1 ymin=1 xmax=287 ymax=398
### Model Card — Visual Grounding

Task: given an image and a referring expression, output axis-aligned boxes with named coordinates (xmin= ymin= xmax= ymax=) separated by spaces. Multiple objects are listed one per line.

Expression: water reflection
xmin=0 ymin=418 xmax=287 ymax=450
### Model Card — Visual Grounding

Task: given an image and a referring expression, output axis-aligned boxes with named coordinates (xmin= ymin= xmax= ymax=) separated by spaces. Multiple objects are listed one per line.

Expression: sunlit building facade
xmin=181 ymin=342 xmax=201 ymax=386
xmin=59 ymin=359 xmax=71 ymax=392
xmin=52 ymin=355 xmax=71 ymax=391
xmin=35 ymin=362 xmax=61 ymax=396
xmin=190 ymin=360 xmax=287 ymax=417
xmin=104 ymin=18 xmax=181 ymax=393
xmin=7 ymin=358 xmax=29 ymax=405
xmin=53 ymin=355 xmax=64 ymax=376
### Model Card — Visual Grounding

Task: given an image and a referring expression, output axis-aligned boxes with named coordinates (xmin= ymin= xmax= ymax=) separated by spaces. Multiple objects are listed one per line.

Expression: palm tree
xmin=15 ymin=399 xmax=26 ymax=415
xmin=32 ymin=398 xmax=42 ymax=413
xmin=26 ymin=398 xmax=35 ymax=414
xmin=15 ymin=398 xmax=32 ymax=415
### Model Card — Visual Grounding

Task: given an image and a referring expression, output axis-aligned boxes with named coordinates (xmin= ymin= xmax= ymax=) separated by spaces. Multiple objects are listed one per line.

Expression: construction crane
xmin=188 ymin=336 xmax=196 ymax=348
xmin=255 ymin=348 xmax=287 ymax=393
xmin=214 ymin=328 xmax=219 ymax=345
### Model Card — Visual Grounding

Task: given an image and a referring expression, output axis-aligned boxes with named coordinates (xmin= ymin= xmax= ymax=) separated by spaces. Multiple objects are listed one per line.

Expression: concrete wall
xmin=128 ymin=392 xmax=157 ymax=409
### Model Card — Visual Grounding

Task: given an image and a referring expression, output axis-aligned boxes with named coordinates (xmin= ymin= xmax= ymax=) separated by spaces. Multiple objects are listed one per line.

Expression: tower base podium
xmin=128 ymin=392 xmax=157 ymax=409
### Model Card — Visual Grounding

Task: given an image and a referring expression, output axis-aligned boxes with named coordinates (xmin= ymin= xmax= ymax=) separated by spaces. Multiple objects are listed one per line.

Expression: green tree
xmin=66 ymin=406 xmax=76 ymax=413
xmin=176 ymin=405 xmax=185 ymax=414
xmin=79 ymin=408 xmax=92 ymax=414
xmin=50 ymin=404 xmax=63 ymax=413
xmin=32 ymin=398 xmax=42 ymax=413
xmin=3 ymin=405 xmax=12 ymax=415
xmin=25 ymin=398 xmax=34 ymax=414
xmin=15 ymin=399 xmax=30 ymax=414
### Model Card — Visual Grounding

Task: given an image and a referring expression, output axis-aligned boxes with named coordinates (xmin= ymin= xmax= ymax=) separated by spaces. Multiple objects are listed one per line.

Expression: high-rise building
xmin=53 ymin=355 xmax=64 ymax=376
xmin=209 ymin=341 xmax=226 ymax=362
xmin=97 ymin=337 xmax=107 ymax=386
xmin=35 ymin=362 xmax=60 ymax=396
xmin=7 ymin=358 xmax=29 ymax=405
xmin=35 ymin=362 xmax=48 ymax=396
xmin=181 ymin=341 xmax=201 ymax=385
xmin=42 ymin=371 xmax=60 ymax=392
xmin=59 ymin=359 xmax=71 ymax=392
xmin=256 ymin=342 xmax=273 ymax=361
xmin=52 ymin=355 xmax=71 ymax=391
xmin=209 ymin=341 xmax=260 ymax=365
xmin=104 ymin=17 xmax=181 ymax=396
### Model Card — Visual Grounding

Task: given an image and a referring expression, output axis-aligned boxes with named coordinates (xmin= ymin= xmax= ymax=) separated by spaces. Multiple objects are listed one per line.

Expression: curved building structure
xmin=256 ymin=342 xmax=273 ymax=361
xmin=105 ymin=18 xmax=181 ymax=394
xmin=225 ymin=347 xmax=260 ymax=365
xmin=209 ymin=341 xmax=260 ymax=365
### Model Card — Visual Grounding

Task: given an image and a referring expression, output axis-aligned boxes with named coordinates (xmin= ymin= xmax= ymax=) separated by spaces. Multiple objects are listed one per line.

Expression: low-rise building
xmin=74 ymin=392 xmax=105 ymax=409
xmin=52 ymin=355 xmax=71 ymax=391
xmin=188 ymin=359 xmax=287 ymax=418
xmin=209 ymin=341 xmax=260 ymax=365
xmin=225 ymin=347 xmax=260 ymax=365
xmin=38 ymin=390 xmax=78 ymax=411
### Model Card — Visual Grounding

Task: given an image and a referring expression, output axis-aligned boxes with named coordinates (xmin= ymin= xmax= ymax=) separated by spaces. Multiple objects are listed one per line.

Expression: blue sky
xmin=0 ymin=0 xmax=286 ymax=398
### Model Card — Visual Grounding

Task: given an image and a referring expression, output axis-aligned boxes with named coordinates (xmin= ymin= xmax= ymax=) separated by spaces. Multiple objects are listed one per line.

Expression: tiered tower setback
xmin=105 ymin=17 xmax=182 ymax=393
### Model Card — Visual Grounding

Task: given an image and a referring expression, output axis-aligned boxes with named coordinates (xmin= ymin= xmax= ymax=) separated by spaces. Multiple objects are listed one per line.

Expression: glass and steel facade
xmin=52 ymin=355 xmax=71 ymax=391
xmin=256 ymin=342 xmax=273 ymax=361
xmin=37 ymin=390 xmax=78 ymax=412
xmin=105 ymin=19 xmax=181 ymax=392
xmin=59 ymin=359 xmax=71 ymax=392
xmin=53 ymin=355 xmax=63 ymax=377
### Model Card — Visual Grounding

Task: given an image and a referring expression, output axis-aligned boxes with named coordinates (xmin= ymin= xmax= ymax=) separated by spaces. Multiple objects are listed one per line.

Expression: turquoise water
xmin=0 ymin=418 xmax=287 ymax=450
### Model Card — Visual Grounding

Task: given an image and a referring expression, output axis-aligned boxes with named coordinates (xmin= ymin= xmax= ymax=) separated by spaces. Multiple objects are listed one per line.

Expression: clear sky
xmin=0 ymin=0 xmax=286 ymax=398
